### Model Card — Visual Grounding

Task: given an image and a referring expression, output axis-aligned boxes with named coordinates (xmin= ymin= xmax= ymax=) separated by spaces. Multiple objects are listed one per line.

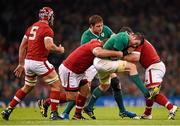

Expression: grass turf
xmin=0 ymin=106 xmax=179 ymax=125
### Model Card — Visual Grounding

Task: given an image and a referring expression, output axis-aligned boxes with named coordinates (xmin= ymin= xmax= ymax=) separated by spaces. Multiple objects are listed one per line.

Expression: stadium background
xmin=0 ymin=0 xmax=180 ymax=107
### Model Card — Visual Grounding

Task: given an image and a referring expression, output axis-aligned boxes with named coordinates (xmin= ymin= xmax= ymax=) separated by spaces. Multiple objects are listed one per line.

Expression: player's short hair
xmin=119 ymin=26 xmax=133 ymax=34
xmin=133 ymin=32 xmax=145 ymax=45
xmin=89 ymin=15 xmax=103 ymax=26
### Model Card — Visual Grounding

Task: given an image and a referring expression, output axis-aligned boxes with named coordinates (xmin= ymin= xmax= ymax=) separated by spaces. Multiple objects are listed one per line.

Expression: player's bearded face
xmin=92 ymin=22 xmax=103 ymax=35
xmin=129 ymin=40 xmax=141 ymax=48
xmin=129 ymin=34 xmax=141 ymax=48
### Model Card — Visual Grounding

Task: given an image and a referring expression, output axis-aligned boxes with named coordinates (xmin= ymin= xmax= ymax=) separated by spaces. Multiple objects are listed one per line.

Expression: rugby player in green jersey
xmin=83 ymin=31 xmax=152 ymax=119
xmin=80 ymin=15 xmax=113 ymax=45
xmin=60 ymin=15 xmax=138 ymax=119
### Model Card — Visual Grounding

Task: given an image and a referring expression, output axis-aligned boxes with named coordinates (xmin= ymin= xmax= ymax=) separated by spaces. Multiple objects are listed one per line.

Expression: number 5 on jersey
xmin=29 ymin=26 xmax=39 ymax=40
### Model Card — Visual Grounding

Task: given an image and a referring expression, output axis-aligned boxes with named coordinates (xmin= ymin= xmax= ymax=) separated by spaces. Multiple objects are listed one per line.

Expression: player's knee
xmin=99 ymin=84 xmax=110 ymax=92
xmin=127 ymin=63 xmax=137 ymax=74
xmin=148 ymin=86 xmax=161 ymax=99
xmin=45 ymin=75 xmax=59 ymax=85
xmin=21 ymin=84 xmax=34 ymax=93
xmin=66 ymin=92 xmax=77 ymax=101
xmin=25 ymin=76 xmax=37 ymax=87
xmin=79 ymin=80 xmax=90 ymax=97
xmin=110 ymin=77 xmax=121 ymax=92
xmin=50 ymin=80 xmax=61 ymax=91
xmin=79 ymin=86 xmax=90 ymax=97
xmin=130 ymin=63 xmax=137 ymax=71
xmin=116 ymin=61 xmax=127 ymax=72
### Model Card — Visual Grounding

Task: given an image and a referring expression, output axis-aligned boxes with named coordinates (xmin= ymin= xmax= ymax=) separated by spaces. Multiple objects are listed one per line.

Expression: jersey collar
xmin=89 ymin=28 xmax=100 ymax=38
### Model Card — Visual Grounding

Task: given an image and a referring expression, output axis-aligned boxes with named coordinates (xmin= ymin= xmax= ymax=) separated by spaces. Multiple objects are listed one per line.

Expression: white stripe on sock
xmin=146 ymin=106 xmax=152 ymax=109
xmin=76 ymin=105 xmax=83 ymax=109
xmin=14 ymin=96 xmax=21 ymax=102
xmin=165 ymin=101 xmax=170 ymax=107
xmin=50 ymin=99 xmax=59 ymax=103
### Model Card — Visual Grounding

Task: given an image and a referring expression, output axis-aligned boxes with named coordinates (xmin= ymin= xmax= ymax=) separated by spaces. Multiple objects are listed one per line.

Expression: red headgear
xmin=39 ymin=7 xmax=54 ymax=21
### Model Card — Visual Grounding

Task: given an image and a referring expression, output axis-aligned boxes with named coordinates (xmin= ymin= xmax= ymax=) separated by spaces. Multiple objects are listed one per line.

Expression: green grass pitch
xmin=0 ymin=106 xmax=179 ymax=125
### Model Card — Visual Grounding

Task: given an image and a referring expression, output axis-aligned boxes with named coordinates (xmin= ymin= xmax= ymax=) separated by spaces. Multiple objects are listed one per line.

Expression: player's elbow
xmin=45 ymin=44 xmax=51 ymax=51
xmin=93 ymin=47 xmax=102 ymax=57
xmin=126 ymin=57 xmax=139 ymax=62
xmin=45 ymin=44 xmax=55 ymax=51
xmin=130 ymin=55 xmax=140 ymax=62
xmin=94 ymin=52 xmax=102 ymax=57
xmin=44 ymin=37 xmax=55 ymax=51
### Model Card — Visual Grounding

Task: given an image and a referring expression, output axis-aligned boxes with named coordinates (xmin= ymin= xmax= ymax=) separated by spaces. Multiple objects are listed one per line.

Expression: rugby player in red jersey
xmin=122 ymin=27 xmax=178 ymax=120
xmin=1 ymin=7 xmax=65 ymax=120
xmin=38 ymin=39 xmax=124 ymax=120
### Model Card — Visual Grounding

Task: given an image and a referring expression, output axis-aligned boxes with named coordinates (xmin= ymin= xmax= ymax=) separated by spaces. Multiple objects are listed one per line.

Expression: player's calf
xmin=148 ymin=86 xmax=160 ymax=100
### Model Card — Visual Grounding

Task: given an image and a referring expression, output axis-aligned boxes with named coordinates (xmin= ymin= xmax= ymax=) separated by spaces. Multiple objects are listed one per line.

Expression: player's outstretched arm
xmin=93 ymin=47 xmax=123 ymax=58
xmin=123 ymin=52 xmax=140 ymax=62
xmin=14 ymin=36 xmax=28 ymax=77
xmin=44 ymin=37 xmax=64 ymax=54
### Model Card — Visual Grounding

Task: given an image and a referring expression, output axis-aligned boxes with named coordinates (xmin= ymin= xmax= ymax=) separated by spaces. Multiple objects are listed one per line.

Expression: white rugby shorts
xmin=58 ymin=64 xmax=87 ymax=91
xmin=144 ymin=61 xmax=166 ymax=88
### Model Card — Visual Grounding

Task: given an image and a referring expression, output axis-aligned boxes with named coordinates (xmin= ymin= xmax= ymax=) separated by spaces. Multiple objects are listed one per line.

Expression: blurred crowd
xmin=0 ymin=0 xmax=180 ymax=103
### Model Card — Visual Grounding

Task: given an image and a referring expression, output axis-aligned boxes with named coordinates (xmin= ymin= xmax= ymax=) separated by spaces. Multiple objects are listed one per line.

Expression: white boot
xmin=140 ymin=113 xmax=152 ymax=120
xmin=168 ymin=105 xmax=178 ymax=120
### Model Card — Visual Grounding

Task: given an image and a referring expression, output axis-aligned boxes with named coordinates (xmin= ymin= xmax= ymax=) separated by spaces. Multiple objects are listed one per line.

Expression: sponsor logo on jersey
xmin=101 ymin=32 xmax=104 ymax=37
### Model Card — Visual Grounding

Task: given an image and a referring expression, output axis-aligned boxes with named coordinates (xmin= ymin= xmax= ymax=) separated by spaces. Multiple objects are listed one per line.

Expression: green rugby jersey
xmin=103 ymin=32 xmax=129 ymax=51
xmin=80 ymin=25 xmax=113 ymax=45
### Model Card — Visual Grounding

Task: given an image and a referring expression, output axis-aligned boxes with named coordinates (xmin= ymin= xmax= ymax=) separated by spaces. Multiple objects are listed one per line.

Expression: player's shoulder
xmin=144 ymin=39 xmax=150 ymax=44
xmin=33 ymin=21 xmax=51 ymax=29
xmin=110 ymin=32 xmax=128 ymax=44
xmin=116 ymin=32 xmax=128 ymax=39
xmin=103 ymin=25 xmax=111 ymax=30
xmin=85 ymin=39 xmax=101 ymax=45
xmin=143 ymin=39 xmax=152 ymax=45
xmin=103 ymin=25 xmax=112 ymax=32
xmin=117 ymin=31 xmax=128 ymax=36
xmin=82 ymin=28 xmax=91 ymax=35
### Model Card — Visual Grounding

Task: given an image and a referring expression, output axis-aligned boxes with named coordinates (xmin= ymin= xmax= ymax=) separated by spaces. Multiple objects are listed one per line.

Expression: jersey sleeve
xmin=90 ymin=41 xmax=102 ymax=52
xmin=104 ymin=25 xmax=114 ymax=37
xmin=43 ymin=27 xmax=54 ymax=38
xmin=114 ymin=32 xmax=129 ymax=51
xmin=103 ymin=36 xmax=115 ymax=50
xmin=24 ymin=27 xmax=31 ymax=38
xmin=80 ymin=31 xmax=95 ymax=45
xmin=134 ymin=45 xmax=142 ymax=52
xmin=80 ymin=33 xmax=90 ymax=45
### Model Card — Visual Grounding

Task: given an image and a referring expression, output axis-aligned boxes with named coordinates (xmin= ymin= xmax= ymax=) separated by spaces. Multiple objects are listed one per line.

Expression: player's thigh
xmin=79 ymin=82 xmax=90 ymax=97
xmin=65 ymin=91 xmax=78 ymax=101
xmin=42 ymin=70 xmax=60 ymax=89
xmin=97 ymin=71 xmax=111 ymax=85
xmin=145 ymin=62 xmax=166 ymax=86
xmin=94 ymin=57 xmax=127 ymax=73
xmin=85 ymin=65 xmax=97 ymax=82
xmin=25 ymin=60 xmax=54 ymax=76
xmin=110 ymin=73 xmax=118 ymax=78
xmin=24 ymin=60 xmax=38 ymax=86
xmin=25 ymin=59 xmax=59 ymax=86
xmin=59 ymin=64 xmax=86 ymax=90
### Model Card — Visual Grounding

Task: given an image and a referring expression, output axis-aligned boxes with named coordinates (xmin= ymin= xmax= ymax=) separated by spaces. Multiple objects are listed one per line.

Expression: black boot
xmin=49 ymin=111 xmax=63 ymax=120
xmin=1 ymin=107 xmax=14 ymax=120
